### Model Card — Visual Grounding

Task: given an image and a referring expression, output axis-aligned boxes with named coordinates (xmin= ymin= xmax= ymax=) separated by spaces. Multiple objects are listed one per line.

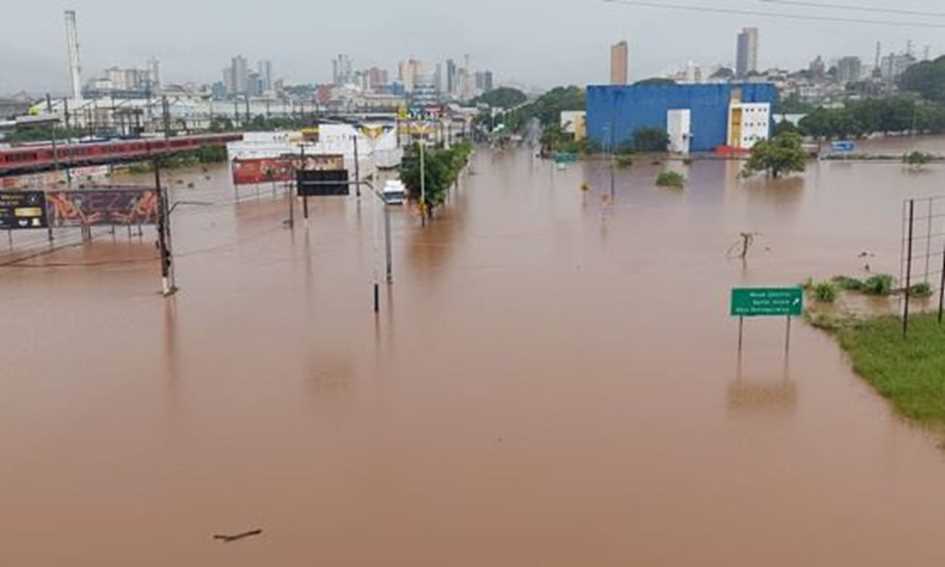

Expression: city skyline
xmin=2 ymin=0 xmax=945 ymax=95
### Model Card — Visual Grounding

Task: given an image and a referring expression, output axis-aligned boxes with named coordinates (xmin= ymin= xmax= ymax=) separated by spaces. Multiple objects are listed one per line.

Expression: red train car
xmin=0 ymin=133 xmax=243 ymax=177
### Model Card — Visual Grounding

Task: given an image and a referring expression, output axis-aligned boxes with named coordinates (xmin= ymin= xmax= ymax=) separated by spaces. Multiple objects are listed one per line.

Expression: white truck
xmin=383 ymin=180 xmax=407 ymax=205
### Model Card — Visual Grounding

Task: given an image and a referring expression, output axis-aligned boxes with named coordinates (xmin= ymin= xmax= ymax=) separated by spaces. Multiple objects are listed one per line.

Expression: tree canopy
xmin=741 ymin=132 xmax=807 ymax=179
xmin=504 ymin=86 xmax=585 ymax=131
xmin=899 ymin=56 xmax=945 ymax=103
xmin=710 ymin=67 xmax=735 ymax=80
xmin=634 ymin=78 xmax=677 ymax=86
xmin=400 ymin=143 xmax=473 ymax=217
xmin=473 ymin=87 xmax=528 ymax=109
xmin=798 ymin=97 xmax=942 ymax=139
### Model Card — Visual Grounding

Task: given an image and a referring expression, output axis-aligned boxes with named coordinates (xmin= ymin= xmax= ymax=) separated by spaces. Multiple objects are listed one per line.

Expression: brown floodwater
xmin=2 ymin=143 xmax=945 ymax=565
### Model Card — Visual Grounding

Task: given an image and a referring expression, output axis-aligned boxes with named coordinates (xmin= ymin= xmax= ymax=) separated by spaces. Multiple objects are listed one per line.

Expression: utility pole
xmin=154 ymin=158 xmax=174 ymax=296
xmin=162 ymin=96 xmax=171 ymax=138
xmin=353 ymin=134 xmax=361 ymax=198
xmin=419 ymin=140 xmax=427 ymax=226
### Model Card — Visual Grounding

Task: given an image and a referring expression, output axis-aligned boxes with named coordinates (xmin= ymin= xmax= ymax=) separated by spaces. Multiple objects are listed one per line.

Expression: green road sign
xmin=731 ymin=287 xmax=804 ymax=317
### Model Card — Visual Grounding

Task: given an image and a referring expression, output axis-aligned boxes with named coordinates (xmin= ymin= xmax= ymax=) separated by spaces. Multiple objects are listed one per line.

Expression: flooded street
xmin=3 ymin=146 xmax=945 ymax=565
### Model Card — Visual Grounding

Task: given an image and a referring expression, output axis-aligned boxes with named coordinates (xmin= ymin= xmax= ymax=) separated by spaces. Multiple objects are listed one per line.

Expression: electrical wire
xmin=602 ymin=0 xmax=945 ymax=28
xmin=759 ymin=0 xmax=945 ymax=18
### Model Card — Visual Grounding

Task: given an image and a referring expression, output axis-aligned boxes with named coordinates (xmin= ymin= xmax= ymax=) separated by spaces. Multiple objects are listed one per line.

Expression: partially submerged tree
xmin=400 ymin=143 xmax=473 ymax=219
xmin=740 ymin=132 xmax=807 ymax=179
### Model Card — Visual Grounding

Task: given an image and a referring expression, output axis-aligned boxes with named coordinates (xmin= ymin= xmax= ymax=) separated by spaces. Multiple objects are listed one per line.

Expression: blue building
xmin=586 ymin=83 xmax=778 ymax=152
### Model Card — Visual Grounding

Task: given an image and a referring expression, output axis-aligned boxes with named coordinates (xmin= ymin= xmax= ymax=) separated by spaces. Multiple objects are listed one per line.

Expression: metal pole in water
xmin=785 ymin=316 xmax=792 ymax=356
xmin=938 ymin=244 xmax=945 ymax=325
xmin=154 ymin=159 xmax=172 ymax=296
xmin=904 ymin=199 xmax=915 ymax=338
xmin=738 ymin=316 xmax=744 ymax=352
xmin=384 ymin=204 xmax=393 ymax=283
xmin=420 ymin=141 xmax=426 ymax=227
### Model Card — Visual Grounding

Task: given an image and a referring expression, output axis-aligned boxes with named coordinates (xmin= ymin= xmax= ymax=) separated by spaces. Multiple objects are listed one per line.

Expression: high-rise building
xmin=475 ymin=71 xmax=494 ymax=92
xmin=881 ymin=52 xmax=916 ymax=82
xmin=257 ymin=60 xmax=273 ymax=92
xmin=64 ymin=10 xmax=83 ymax=102
xmin=435 ymin=63 xmax=443 ymax=94
xmin=399 ymin=59 xmax=424 ymax=93
xmin=836 ymin=56 xmax=862 ymax=83
xmin=462 ymin=54 xmax=474 ymax=100
xmin=446 ymin=59 xmax=457 ymax=96
xmin=809 ymin=56 xmax=826 ymax=80
xmin=366 ymin=67 xmax=388 ymax=91
xmin=223 ymin=67 xmax=235 ymax=96
xmin=332 ymin=54 xmax=353 ymax=85
xmin=735 ymin=28 xmax=759 ymax=78
xmin=247 ymin=72 xmax=263 ymax=97
xmin=147 ymin=57 xmax=161 ymax=90
xmin=610 ymin=41 xmax=629 ymax=85
xmin=231 ymin=55 xmax=249 ymax=94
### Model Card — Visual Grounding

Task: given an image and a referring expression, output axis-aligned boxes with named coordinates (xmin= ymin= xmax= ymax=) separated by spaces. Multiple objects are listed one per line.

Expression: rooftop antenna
xmin=65 ymin=10 xmax=82 ymax=103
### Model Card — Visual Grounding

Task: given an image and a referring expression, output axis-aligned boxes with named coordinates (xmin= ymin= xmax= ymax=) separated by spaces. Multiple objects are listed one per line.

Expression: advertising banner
xmin=46 ymin=189 xmax=159 ymax=227
xmin=0 ymin=191 xmax=48 ymax=230
xmin=232 ymin=155 xmax=345 ymax=185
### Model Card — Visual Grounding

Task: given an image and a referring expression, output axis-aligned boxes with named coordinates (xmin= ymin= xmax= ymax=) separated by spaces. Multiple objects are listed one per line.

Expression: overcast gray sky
xmin=2 ymin=0 xmax=944 ymax=95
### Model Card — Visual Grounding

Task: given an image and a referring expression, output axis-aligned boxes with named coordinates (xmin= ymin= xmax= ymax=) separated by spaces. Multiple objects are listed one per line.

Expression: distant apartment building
xmin=736 ymin=28 xmax=759 ymax=78
xmin=611 ymin=41 xmax=629 ymax=85
xmin=257 ymin=60 xmax=273 ymax=92
xmin=399 ymin=59 xmax=425 ymax=93
xmin=332 ymin=54 xmax=353 ymax=85
xmin=85 ymin=62 xmax=160 ymax=96
xmin=836 ymin=56 xmax=862 ymax=83
xmin=366 ymin=67 xmax=389 ymax=91
xmin=446 ymin=59 xmax=458 ymax=96
xmin=809 ymin=56 xmax=826 ymax=81
xmin=881 ymin=53 xmax=916 ymax=82
xmin=475 ymin=71 xmax=494 ymax=92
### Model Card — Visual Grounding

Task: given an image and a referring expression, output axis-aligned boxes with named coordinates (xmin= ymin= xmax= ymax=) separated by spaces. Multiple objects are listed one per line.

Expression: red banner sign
xmin=231 ymin=155 xmax=345 ymax=186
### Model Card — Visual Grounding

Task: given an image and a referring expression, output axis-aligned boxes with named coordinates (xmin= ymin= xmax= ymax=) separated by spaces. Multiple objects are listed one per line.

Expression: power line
xmin=759 ymin=0 xmax=945 ymax=18
xmin=602 ymin=0 xmax=945 ymax=28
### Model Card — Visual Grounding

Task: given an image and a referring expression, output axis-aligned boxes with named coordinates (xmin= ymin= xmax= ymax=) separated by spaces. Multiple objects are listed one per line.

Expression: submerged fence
xmin=899 ymin=196 xmax=945 ymax=336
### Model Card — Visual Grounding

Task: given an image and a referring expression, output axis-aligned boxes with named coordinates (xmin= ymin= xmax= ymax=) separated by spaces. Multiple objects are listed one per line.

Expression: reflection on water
xmin=729 ymin=355 xmax=798 ymax=415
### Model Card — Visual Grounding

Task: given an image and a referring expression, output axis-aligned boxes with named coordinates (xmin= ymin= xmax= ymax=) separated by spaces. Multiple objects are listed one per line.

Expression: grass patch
xmin=813 ymin=281 xmax=838 ymax=303
xmin=655 ymin=171 xmax=685 ymax=189
xmin=831 ymin=314 xmax=945 ymax=426
xmin=615 ymin=155 xmax=634 ymax=168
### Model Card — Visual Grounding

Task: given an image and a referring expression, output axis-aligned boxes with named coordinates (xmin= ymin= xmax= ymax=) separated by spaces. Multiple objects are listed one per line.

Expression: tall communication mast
xmin=65 ymin=10 xmax=82 ymax=102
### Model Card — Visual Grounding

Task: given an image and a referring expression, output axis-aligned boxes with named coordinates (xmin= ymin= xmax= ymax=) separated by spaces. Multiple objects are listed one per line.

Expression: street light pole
xmin=419 ymin=140 xmax=426 ymax=226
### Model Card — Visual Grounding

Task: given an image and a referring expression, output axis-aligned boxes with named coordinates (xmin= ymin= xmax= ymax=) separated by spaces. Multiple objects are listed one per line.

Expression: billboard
xmin=232 ymin=154 xmax=345 ymax=185
xmin=0 ymin=191 xmax=48 ymax=230
xmin=46 ymin=189 xmax=159 ymax=227
xmin=297 ymin=170 xmax=350 ymax=197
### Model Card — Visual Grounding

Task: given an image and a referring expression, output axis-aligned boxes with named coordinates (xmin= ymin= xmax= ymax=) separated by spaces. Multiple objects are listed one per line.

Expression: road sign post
xmin=731 ymin=287 xmax=804 ymax=355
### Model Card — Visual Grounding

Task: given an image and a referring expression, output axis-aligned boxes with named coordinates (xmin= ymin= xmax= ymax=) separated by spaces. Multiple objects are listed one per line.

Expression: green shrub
xmin=910 ymin=282 xmax=934 ymax=297
xmin=655 ymin=171 xmax=685 ymax=188
xmin=616 ymin=155 xmax=634 ymax=168
xmin=814 ymin=281 xmax=838 ymax=303
xmin=863 ymin=274 xmax=895 ymax=296
xmin=832 ymin=276 xmax=864 ymax=291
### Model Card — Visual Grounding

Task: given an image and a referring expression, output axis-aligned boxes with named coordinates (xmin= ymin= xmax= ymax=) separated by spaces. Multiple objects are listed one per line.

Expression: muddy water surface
xmin=2 ymin=145 xmax=945 ymax=565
